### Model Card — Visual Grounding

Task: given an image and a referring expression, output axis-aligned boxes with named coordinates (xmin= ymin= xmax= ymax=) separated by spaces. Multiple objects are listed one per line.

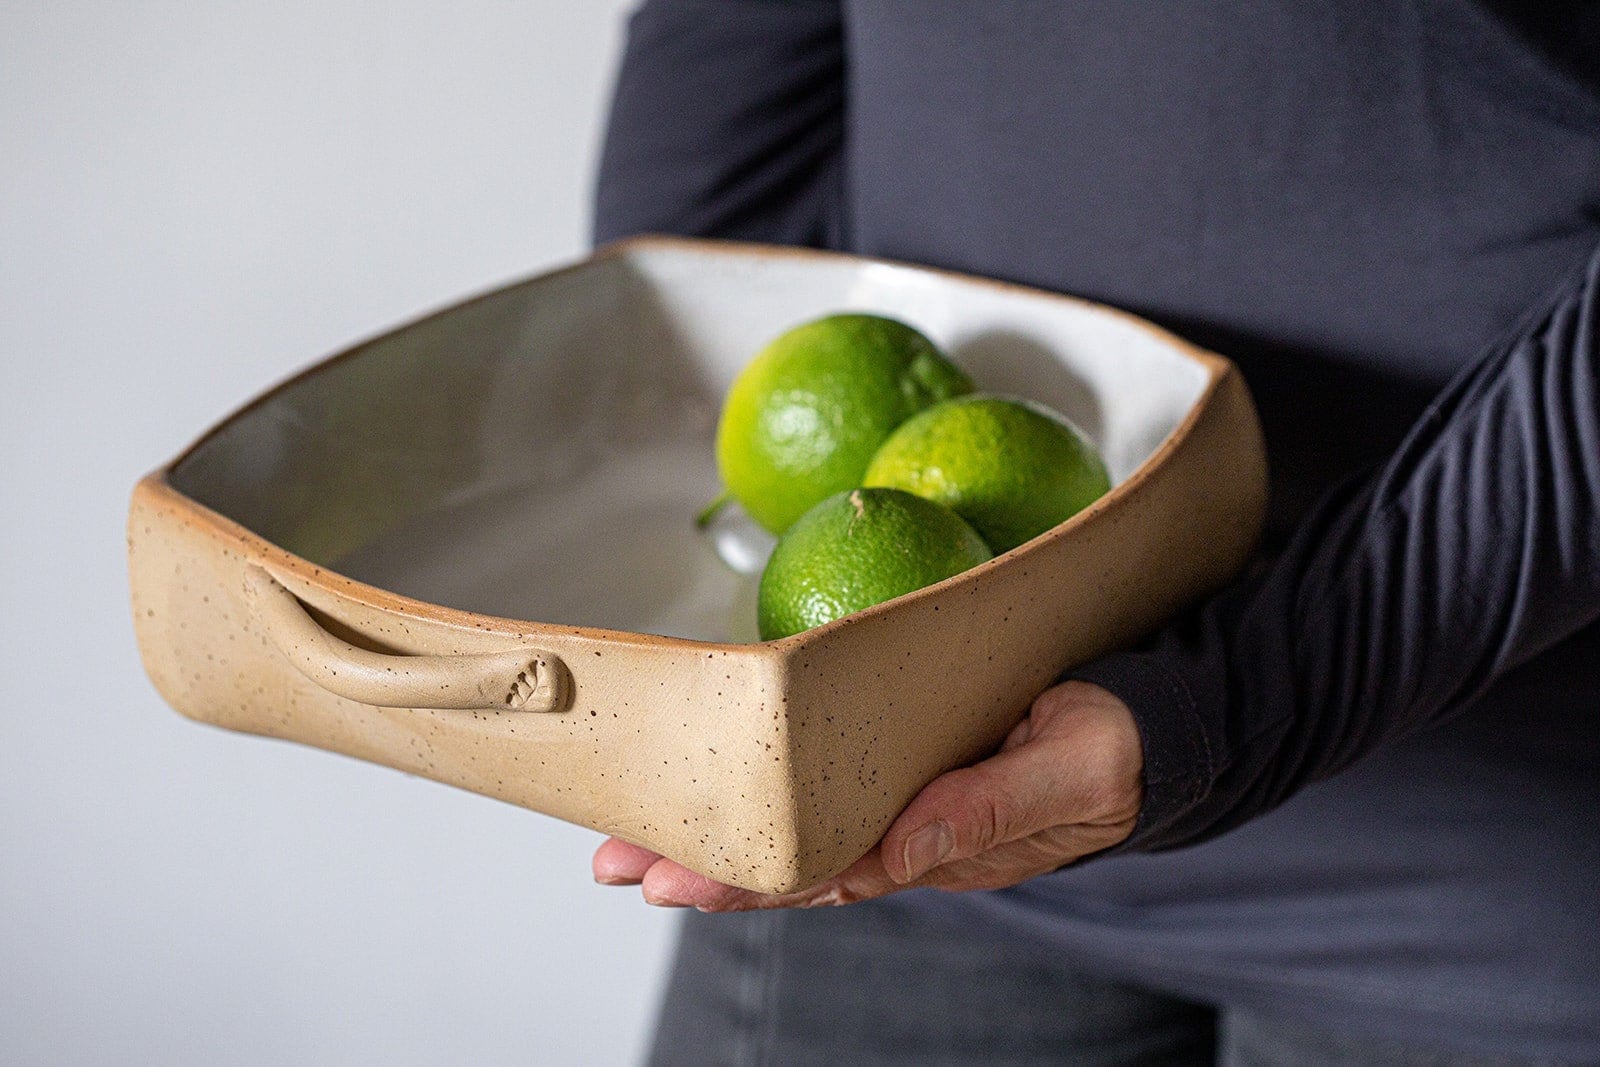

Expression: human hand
xmin=592 ymin=680 xmax=1143 ymax=911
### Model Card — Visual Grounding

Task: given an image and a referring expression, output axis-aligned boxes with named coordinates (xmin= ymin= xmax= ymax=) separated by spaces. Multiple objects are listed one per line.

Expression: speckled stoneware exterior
xmin=129 ymin=236 xmax=1267 ymax=893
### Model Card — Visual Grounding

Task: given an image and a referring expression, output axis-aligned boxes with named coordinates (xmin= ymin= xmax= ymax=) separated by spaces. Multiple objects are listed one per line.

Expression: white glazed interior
xmin=171 ymin=240 xmax=1210 ymax=642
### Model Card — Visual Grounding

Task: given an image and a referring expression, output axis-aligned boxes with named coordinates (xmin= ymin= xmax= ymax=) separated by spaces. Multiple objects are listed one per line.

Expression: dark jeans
xmin=648 ymin=897 xmax=1550 ymax=1066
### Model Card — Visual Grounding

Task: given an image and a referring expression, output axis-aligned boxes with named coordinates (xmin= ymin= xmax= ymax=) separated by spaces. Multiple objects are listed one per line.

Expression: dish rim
xmin=138 ymin=234 xmax=1238 ymax=654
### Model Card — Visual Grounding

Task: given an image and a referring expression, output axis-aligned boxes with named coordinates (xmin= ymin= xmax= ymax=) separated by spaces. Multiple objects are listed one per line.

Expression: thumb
xmin=880 ymin=740 xmax=1077 ymax=885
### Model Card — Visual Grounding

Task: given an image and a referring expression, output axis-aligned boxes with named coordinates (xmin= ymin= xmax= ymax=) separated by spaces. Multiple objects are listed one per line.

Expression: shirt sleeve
xmin=592 ymin=0 xmax=845 ymax=248
xmin=1074 ymin=240 xmax=1600 ymax=851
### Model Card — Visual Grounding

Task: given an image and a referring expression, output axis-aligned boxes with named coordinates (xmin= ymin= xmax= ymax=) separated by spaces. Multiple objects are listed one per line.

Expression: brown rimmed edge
xmin=135 ymin=234 xmax=1248 ymax=653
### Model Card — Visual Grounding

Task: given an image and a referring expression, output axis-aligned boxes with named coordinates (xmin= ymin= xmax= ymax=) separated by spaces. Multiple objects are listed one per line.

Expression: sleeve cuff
xmin=1068 ymin=649 xmax=1219 ymax=852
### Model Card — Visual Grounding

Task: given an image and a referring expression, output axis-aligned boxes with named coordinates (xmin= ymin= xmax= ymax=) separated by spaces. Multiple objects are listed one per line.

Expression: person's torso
xmin=830 ymin=2 xmax=1600 ymax=1052
xmin=838 ymin=0 xmax=1600 ymax=528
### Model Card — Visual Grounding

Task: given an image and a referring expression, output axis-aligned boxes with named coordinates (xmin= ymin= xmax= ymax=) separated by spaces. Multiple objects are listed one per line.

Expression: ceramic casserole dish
xmin=129 ymin=236 xmax=1267 ymax=893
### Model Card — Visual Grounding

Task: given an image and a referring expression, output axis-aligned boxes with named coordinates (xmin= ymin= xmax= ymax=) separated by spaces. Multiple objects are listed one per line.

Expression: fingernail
xmin=900 ymin=820 xmax=953 ymax=882
xmin=801 ymin=886 xmax=848 ymax=908
xmin=641 ymin=890 xmax=689 ymax=908
xmin=594 ymin=874 xmax=640 ymax=886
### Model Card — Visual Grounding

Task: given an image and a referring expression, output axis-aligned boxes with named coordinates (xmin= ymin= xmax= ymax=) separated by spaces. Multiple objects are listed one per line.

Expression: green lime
xmin=714 ymin=314 xmax=972 ymax=534
xmin=863 ymin=394 xmax=1111 ymax=554
xmin=756 ymin=487 xmax=993 ymax=640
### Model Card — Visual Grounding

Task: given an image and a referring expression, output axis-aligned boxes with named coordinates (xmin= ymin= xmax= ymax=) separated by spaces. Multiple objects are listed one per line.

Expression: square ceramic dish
xmin=129 ymin=236 xmax=1266 ymax=893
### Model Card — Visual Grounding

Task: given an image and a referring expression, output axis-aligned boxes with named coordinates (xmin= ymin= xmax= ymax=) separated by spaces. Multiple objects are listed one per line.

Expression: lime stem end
xmin=695 ymin=490 xmax=735 ymax=529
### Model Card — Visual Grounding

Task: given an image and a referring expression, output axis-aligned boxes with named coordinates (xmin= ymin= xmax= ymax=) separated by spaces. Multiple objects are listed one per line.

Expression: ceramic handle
xmin=242 ymin=566 xmax=569 ymax=713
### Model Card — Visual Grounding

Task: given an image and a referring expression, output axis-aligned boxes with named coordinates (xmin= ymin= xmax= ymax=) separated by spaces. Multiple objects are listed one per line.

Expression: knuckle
xmin=957 ymin=770 xmax=1014 ymax=851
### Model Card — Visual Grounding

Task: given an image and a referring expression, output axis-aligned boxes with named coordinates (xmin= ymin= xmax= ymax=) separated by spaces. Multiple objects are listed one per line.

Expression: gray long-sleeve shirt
xmin=594 ymin=2 xmax=1600 ymax=1057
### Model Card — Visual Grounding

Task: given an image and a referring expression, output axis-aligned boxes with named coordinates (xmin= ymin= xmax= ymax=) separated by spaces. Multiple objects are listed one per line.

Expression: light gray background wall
xmin=0 ymin=3 xmax=680 ymax=1063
